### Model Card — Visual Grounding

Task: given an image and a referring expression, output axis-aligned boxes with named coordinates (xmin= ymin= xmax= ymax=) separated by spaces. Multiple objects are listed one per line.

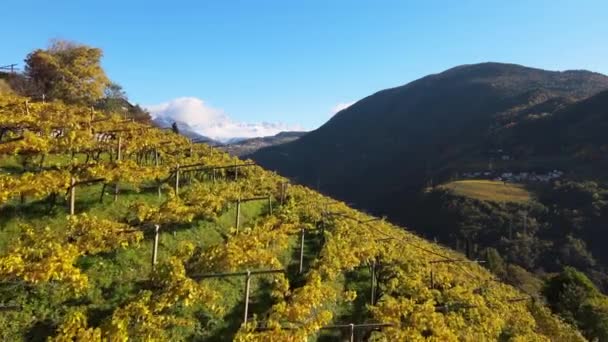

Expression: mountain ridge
xmin=225 ymin=131 xmax=307 ymax=156
xmin=251 ymin=61 xmax=608 ymax=216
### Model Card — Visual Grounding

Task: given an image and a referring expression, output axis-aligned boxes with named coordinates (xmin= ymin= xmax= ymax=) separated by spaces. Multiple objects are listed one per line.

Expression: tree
xmin=171 ymin=122 xmax=180 ymax=135
xmin=104 ymin=82 xmax=127 ymax=100
xmin=97 ymin=82 xmax=128 ymax=113
xmin=559 ymin=236 xmax=597 ymax=270
xmin=485 ymin=247 xmax=506 ymax=277
xmin=543 ymin=267 xmax=608 ymax=340
xmin=24 ymin=39 xmax=109 ymax=104
xmin=95 ymin=82 xmax=151 ymax=122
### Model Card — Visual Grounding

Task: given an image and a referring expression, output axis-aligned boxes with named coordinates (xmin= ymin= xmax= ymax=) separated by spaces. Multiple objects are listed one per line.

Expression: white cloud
xmin=330 ymin=101 xmax=355 ymax=116
xmin=146 ymin=97 xmax=302 ymax=142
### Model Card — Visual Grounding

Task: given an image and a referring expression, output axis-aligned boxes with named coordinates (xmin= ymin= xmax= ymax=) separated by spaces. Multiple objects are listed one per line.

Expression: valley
xmin=3 ymin=5 xmax=608 ymax=338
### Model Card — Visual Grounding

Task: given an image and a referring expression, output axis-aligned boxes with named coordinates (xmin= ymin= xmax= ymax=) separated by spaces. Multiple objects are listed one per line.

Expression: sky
xmin=3 ymin=0 xmax=608 ymax=141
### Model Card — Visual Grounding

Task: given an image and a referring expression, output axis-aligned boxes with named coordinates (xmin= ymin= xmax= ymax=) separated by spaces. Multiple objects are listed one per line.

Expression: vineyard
xmin=439 ymin=180 xmax=532 ymax=203
xmin=0 ymin=94 xmax=585 ymax=341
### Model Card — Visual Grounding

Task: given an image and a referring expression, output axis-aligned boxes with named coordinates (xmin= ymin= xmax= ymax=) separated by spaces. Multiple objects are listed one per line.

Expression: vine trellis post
xmin=234 ymin=195 xmax=274 ymax=231
xmin=151 ymin=224 xmax=160 ymax=270
xmin=114 ymin=135 xmax=122 ymax=202
xmin=69 ymin=176 xmax=76 ymax=215
xmin=320 ymin=322 xmax=393 ymax=342
xmin=429 ymin=258 xmax=486 ymax=289
xmin=191 ymin=269 xmax=284 ymax=325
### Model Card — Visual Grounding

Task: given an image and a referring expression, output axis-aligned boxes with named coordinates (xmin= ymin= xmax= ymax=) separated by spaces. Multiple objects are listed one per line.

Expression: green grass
xmin=0 ymin=176 xmax=277 ymax=340
xmin=440 ymin=180 xmax=532 ymax=203
xmin=0 ymin=157 xmax=369 ymax=340
xmin=0 ymin=171 xmax=369 ymax=340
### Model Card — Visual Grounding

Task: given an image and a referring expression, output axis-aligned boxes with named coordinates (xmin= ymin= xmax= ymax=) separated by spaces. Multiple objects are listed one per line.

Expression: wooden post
xmin=69 ymin=177 xmax=76 ymax=215
xmin=212 ymin=168 xmax=216 ymax=183
xmin=321 ymin=323 xmax=393 ymax=340
xmin=114 ymin=136 xmax=122 ymax=202
xmin=175 ymin=165 xmax=180 ymax=196
xmin=234 ymin=161 xmax=239 ymax=181
xmin=24 ymin=100 xmax=29 ymax=115
xmin=320 ymin=216 xmax=326 ymax=245
xmin=428 ymin=259 xmax=485 ymax=289
xmin=267 ymin=195 xmax=272 ymax=216
xmin=99 ymin=183 xmax=107 ymax=203
xmin=370 ymin=259 xmax=376 ymax=305
xmin=113 ymin=181 xmax=119 ymax=202
xmin=39 ymin=154 xmax=45 ymax=170
xmin=152 ymin=224 xmax=160 ymax=269
xmin=154 ymin=151 xmax=162 ymax=199
xmin=48 ymin=192 xmax=57 ymax=209
xmin=235 ymin=199 xmax=241 ymax=231
xmin=190 ymin=269 xmax=284 ymax=326
xmin=243 ymin=270 xmax=252 ymax=325
xmin=281 ymin=182 xmax=287 ymax=204
xmin=117 ymin=135 xmax=122 ymax=161
xmin=299 ymin=228 xmax=305 ymax=274
xmin=280 ymin=182 xmax=287 ymax=205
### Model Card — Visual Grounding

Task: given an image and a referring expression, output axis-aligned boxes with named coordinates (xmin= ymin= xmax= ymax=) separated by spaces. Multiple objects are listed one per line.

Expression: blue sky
xmin=3 ymin=0 xmax=608 ymax=139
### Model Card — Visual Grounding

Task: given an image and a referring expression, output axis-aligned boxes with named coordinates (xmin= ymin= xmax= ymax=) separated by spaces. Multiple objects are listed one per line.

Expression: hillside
xmin=152 ymin=116 xmax=222 ymax=145
xmin=494 ymin=89 xmax=608 ymax=164
xmin=438 ymin=180 xmax=532 ymax=203
xmin=0 ymin=94 xmax=584 ymax=341
xmin=251 ymin=63 xmax=608 ymax=221
xmin=222 ymin=131 xmax=307 ymax=156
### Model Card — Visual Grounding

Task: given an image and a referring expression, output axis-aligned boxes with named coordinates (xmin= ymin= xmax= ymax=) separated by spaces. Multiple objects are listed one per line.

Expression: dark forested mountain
xmin=251 ymin=64 xmax=608 ymax=334
xmin=495 ymin=89 xmax=608 ymax=161
xmin=251 ymin=63 xmax=608 ymax=220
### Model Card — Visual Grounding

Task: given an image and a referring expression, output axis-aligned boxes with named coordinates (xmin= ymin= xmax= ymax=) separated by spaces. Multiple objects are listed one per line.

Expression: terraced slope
xmin=0 ymin=94 xmax=583 ymax=341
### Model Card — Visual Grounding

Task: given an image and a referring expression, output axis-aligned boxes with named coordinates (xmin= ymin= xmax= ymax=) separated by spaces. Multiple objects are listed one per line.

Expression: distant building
xmin=457 ymin=168 xmax=563 ymax=183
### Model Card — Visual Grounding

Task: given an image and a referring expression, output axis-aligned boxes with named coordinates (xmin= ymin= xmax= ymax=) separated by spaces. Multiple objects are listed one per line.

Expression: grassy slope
xmin=0 ymin=93 xmax=586 ymax=340
xmin=0 ymin=174 xmax=277 ymax=340
xmin=0 ymin=163 xmax=372 ymax=340
xmin=0 ymin=153 xmax=585 ymax=341
xmin=439 ymin=180 xmax=532 ymax=203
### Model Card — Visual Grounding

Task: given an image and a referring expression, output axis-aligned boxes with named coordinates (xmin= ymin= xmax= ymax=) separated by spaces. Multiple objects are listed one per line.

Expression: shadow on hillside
xmin=202 ymin=278 xmax=276 ymax=342
xmin=316 ymin=268 xmax=374 ymax=342
xmin=285 ymin=230 xmax=325 ymax=289
xmin=0 ymin=199 xmax=64 ymax=227
xmin=25 ymin=319 xmax=56 ymax=342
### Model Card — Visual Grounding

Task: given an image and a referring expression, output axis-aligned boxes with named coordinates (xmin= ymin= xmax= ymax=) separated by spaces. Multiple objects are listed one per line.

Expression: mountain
xmin=251 ymin=62 xmax=608 ymax=222
xmin=152 ymin=116 xmax=221 ymax=145
xmin=220 ymin=131 xmax=307 ymax=156
xmin=494 ymin=89 xmax=608 ymax=164
xmin=1 ymin=92 xmax=587 ymax=341
xmin=152 ymin=115 xmax=306 ymax=151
